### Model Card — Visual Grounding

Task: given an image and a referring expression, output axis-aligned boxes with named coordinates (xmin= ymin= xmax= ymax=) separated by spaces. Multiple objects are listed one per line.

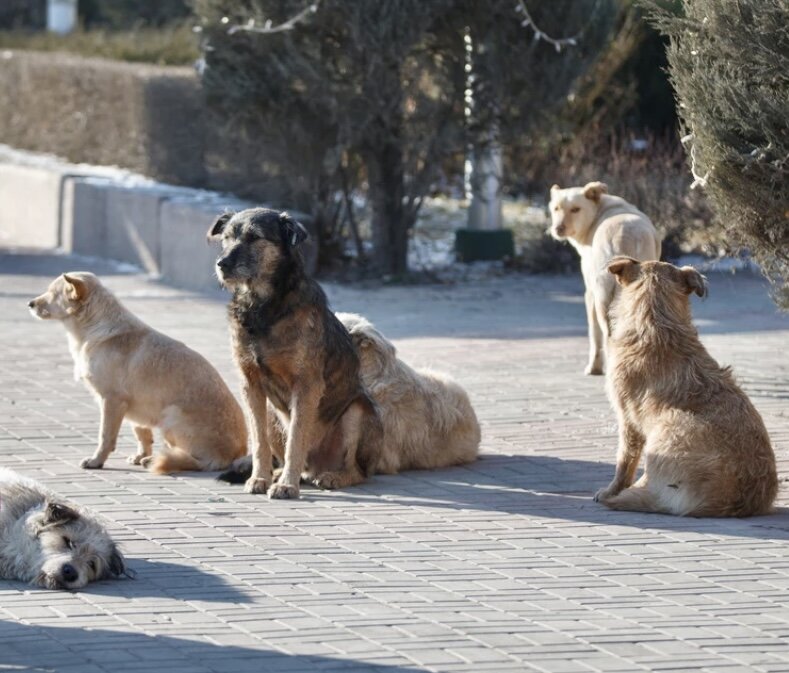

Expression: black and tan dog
xmin=209 ymin=207 xmax=382 ymax=499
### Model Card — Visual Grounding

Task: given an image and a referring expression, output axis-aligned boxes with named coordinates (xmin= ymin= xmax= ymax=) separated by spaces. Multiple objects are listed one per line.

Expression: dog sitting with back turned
xmin=595 ymin=257 xmax=778 ymax=517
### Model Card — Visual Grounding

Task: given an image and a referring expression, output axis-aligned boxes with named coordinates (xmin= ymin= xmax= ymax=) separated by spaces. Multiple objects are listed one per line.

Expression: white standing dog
xmin=549 ymin=181 xmax=661 ymax=375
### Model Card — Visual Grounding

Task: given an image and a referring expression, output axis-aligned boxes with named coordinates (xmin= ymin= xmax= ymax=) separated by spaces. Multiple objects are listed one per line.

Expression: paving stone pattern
xmin=1 ymin=250 xmax=788 ymax=673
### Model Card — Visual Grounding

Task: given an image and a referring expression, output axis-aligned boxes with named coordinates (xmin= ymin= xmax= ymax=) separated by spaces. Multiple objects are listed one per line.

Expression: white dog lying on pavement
xmin=0 ymin=468 xmax=125 ymax=589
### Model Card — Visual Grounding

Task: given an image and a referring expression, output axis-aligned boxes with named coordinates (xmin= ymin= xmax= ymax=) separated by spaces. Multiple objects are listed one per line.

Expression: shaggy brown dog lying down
xmin=595 ymin=258 xmax=778 ymax=517
xmin=339 ymin=313 xmax=480 ymax=472
xmin=29 ymin=273 xmax=247 ymax=473
xmin=220 ymin=313 xmax=480 ymax=484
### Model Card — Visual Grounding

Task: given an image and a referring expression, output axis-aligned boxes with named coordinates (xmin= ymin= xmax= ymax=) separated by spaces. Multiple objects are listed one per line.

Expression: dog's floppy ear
xmin=62 ymin=274 xmax=88 ymax=301
xmin=583 ymin=181 xmax=608 ymax=202
xmin=680 ymin=266 xmax=708 ymax=298
xmin=278 ymin=212 xmax=309 ymax=247
xmin=44 ymin=501 xmax=79 ymax=525
xmin=208 ymin=211 xmax=234 ymax=239
xmin=607 ymin=256 xmax=641 ymax=286
xmin=108 ymin=545 xmax=126 ymax=577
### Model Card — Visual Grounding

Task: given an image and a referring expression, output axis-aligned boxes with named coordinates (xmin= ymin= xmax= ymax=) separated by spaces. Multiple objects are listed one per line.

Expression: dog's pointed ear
xmin=607 ymin=256 xmax=641 ymax=286
xmin=44 ymin=501 xmax=79 ymax=525
xmin=62 ymin=274 xmax=88 ymax=301
xmin=680 ymin=266 xmax=708 ymax=298
xmin=108 ymin=545 xmax=126 ymax=577
xmin=583 ymin=181 xmax=608 ymax=202
xmin=208 ymin=211 xmax=234 ymax=239
xmin=278 ymin=212 xmax=309 ymax=247
xmin=550 ymin=184 xmax=561 ymax=193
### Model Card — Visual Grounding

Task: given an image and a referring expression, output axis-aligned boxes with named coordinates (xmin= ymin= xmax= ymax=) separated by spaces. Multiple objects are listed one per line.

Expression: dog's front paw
xmin=584 ymin=363 xmax=604 ymax=376
xmin=312 ymin=472 xmax=343 ymax=490
xmin=244 ymin=477 xmax=270 ymax=495
xmin=139 ymin=456 xmax=155 ymax=469
xmin=268 ymin=483 xmax=299 ymax=500
xmin=80 ymin=457 xmax=104 ymax=469
xmin=127 ymin=453 xmax=145 ymax=466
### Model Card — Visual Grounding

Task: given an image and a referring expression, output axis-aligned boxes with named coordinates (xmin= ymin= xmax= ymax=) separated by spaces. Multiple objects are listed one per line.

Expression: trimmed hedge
xmin=0 ymin=49 xmax=284 ymax=200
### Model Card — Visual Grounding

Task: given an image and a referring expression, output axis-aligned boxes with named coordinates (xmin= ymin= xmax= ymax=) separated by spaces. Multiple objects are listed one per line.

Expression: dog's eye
xmin=570 ymin=206 xmax=581 ymax=213
xmin=63 ymin=537 xmax=74 ymax=550
xmin=88 ymin=560 xmax=97 ymax=574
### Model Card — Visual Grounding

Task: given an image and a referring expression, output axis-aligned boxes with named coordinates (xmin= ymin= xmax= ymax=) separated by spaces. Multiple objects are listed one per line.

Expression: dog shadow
xmin=0 ymin=620 xmax=426 ymax=673
xmin=322 ymin=454 xmax=789 ymax=541
xmin=3 ymin=559 xmax=253 ymax=603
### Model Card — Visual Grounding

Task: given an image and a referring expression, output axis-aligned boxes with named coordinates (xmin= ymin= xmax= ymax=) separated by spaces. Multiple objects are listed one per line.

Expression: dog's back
xmin=602 ymin=259 xmax=778 ymax=517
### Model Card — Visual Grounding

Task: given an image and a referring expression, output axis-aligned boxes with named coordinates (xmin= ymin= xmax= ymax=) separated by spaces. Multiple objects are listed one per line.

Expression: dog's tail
xmin=217 ymin=455 xmax=253 ymax=484
xmin=149 ymin=447 xmax=204 ymax=475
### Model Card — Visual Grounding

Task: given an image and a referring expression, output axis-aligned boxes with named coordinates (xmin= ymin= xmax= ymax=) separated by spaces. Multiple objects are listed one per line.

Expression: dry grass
xmin=0 ymin=24 xmax=199 ymax=66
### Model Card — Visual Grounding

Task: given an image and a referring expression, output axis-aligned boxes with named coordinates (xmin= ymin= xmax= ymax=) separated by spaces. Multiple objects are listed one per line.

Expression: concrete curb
xmin=0 ymin=146 xmax=315 ymax=289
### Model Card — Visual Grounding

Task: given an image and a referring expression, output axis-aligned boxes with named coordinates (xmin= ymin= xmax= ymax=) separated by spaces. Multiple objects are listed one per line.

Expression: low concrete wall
xmin=0 ymin=146 xmax=316 ymax=291
xmin=0 ymin=163 xmax=64 ymax=248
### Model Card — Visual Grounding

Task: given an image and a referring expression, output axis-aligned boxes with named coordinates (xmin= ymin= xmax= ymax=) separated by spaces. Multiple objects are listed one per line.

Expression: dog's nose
xmin=61 ymin=563 xmax=78 ymax=583
xmin=555 ymin=224 xmax=566 ymax=236
xmin=216 ymin=257 xmax=231 ymax=271
xmin=27 ymin=300 xmax=35 ymax=309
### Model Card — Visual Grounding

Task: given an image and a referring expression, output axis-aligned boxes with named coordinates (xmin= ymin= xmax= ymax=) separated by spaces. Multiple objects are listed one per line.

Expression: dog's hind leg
xmin=597 ymin=485 xmax=666 ymax=514
xmin=81 ymin=397 xmax=128 ymax=469
xmin=148 ymin=446 xmax=202 ymax=474
xmin=128 ymin=426 xmax=154 ymax=466
xmin=584 ymin=291 xmax=604 ymax=376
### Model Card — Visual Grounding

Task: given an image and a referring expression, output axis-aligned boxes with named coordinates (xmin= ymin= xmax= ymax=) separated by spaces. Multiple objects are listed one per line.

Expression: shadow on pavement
xmin=324 ymin=454 xmax=789 ymax=541
xmin=0 ymin=620 xmax=425 ymax=673
xmin=2 ymin=559 xmax=256 ymax=603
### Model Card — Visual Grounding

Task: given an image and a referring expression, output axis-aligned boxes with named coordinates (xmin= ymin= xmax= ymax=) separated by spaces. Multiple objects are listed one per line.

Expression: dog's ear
xmin=108 ymin=545 xmax=126 ymax=577
xmin=62 ymin=274 xmax=88 ymax=302
xmin=44 ymin=501 xmax=79 ymax=525
xmin=278 ymin=212 xmax=309 ymax=247
xmin=550 ymin=184 xmax=561 ymax=193
xmin=680 ymin=266 xmax=708 ymax=298
xmin=607 ymin=256 xmax=641 ymax=286
xmin=583 ymin=181 xmax=608 ymax=202
xmin=208 ymin=211 xmax=234 ymax=239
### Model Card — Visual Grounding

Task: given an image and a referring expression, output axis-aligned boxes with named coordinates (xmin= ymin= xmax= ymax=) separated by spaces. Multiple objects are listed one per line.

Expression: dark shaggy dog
xmin=210 ymin=208 xmax=382 ymax=499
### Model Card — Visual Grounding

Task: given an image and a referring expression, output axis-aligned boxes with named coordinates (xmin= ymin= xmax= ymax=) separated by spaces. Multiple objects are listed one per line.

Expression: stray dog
xmin=0 ymin=468 xmax=125 ymax=589
xmin=210 ymin=208 xmax=382 ymax=499
xmin=223 ymin=313 xmax=481 ymax=482
xmin=549 ymin=182 xmax=661 ymax=375
xmin=339 ymin=313 xmax=480 ymax=472
xmin=595 ymin=258 xmax=778 ymax=517
xmin=29 ymin=273 xmax=247 ymax=473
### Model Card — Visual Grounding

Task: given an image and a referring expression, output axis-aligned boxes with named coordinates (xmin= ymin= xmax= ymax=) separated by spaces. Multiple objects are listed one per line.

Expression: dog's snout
xmin=555 ymin=224 xmax=566 ymax=236
xmin=216 ymin=257 xmax=231 ymax=271
xmin=28 ymin=300 xmax=35 ymax=309
xmin=61 ymin=563 xmax=78 ymax=583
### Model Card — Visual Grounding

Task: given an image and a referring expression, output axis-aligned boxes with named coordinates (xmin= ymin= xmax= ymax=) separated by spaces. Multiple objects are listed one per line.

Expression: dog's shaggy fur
xmin=221 ymin=313 xmax=481 ymax=482
xmin=595 ymin=258 xmax=778 ymax=517
xmin=29 ymin=273 xmax=247 ymax=473
xmin=339 ymin=313 xmax=480 ymax=473
xmin=549 ymin=182 xmax=661 ymax=375
xmin=210 ymin=208 xmax=382 ymax=499
xmin=0 ymin=468 xmax=125 ymax=589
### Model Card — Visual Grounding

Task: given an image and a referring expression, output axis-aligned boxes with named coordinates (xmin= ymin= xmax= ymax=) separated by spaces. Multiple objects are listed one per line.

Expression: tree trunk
xmin=367 ymin=139 xmax=408 ymax=276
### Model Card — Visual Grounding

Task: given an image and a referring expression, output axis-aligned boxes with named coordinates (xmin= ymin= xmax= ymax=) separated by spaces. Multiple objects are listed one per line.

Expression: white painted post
xmin=47 ymin=0 xmax=78 ymax=35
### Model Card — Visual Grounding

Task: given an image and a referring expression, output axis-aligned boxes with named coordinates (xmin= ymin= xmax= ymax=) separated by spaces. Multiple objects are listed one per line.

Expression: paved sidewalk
xmin=1 ymin=248 xmax=788 ymax=673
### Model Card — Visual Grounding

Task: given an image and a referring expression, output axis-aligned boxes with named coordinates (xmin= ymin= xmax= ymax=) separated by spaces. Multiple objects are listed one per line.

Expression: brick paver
xmin=1 ymin=248 xmax=788 ymax=673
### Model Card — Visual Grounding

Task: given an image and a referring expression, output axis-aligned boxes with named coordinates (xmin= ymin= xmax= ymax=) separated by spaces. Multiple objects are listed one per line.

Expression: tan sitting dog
xmin=549 ymin=182 xmax=661 ymax=375
xmin=339 ymin=313 xmax=480 ymax=473
xmin=595 ymin=258 xmax=778 ymax=517
xmin=29 ymin=273 xmax=247 ymax=473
